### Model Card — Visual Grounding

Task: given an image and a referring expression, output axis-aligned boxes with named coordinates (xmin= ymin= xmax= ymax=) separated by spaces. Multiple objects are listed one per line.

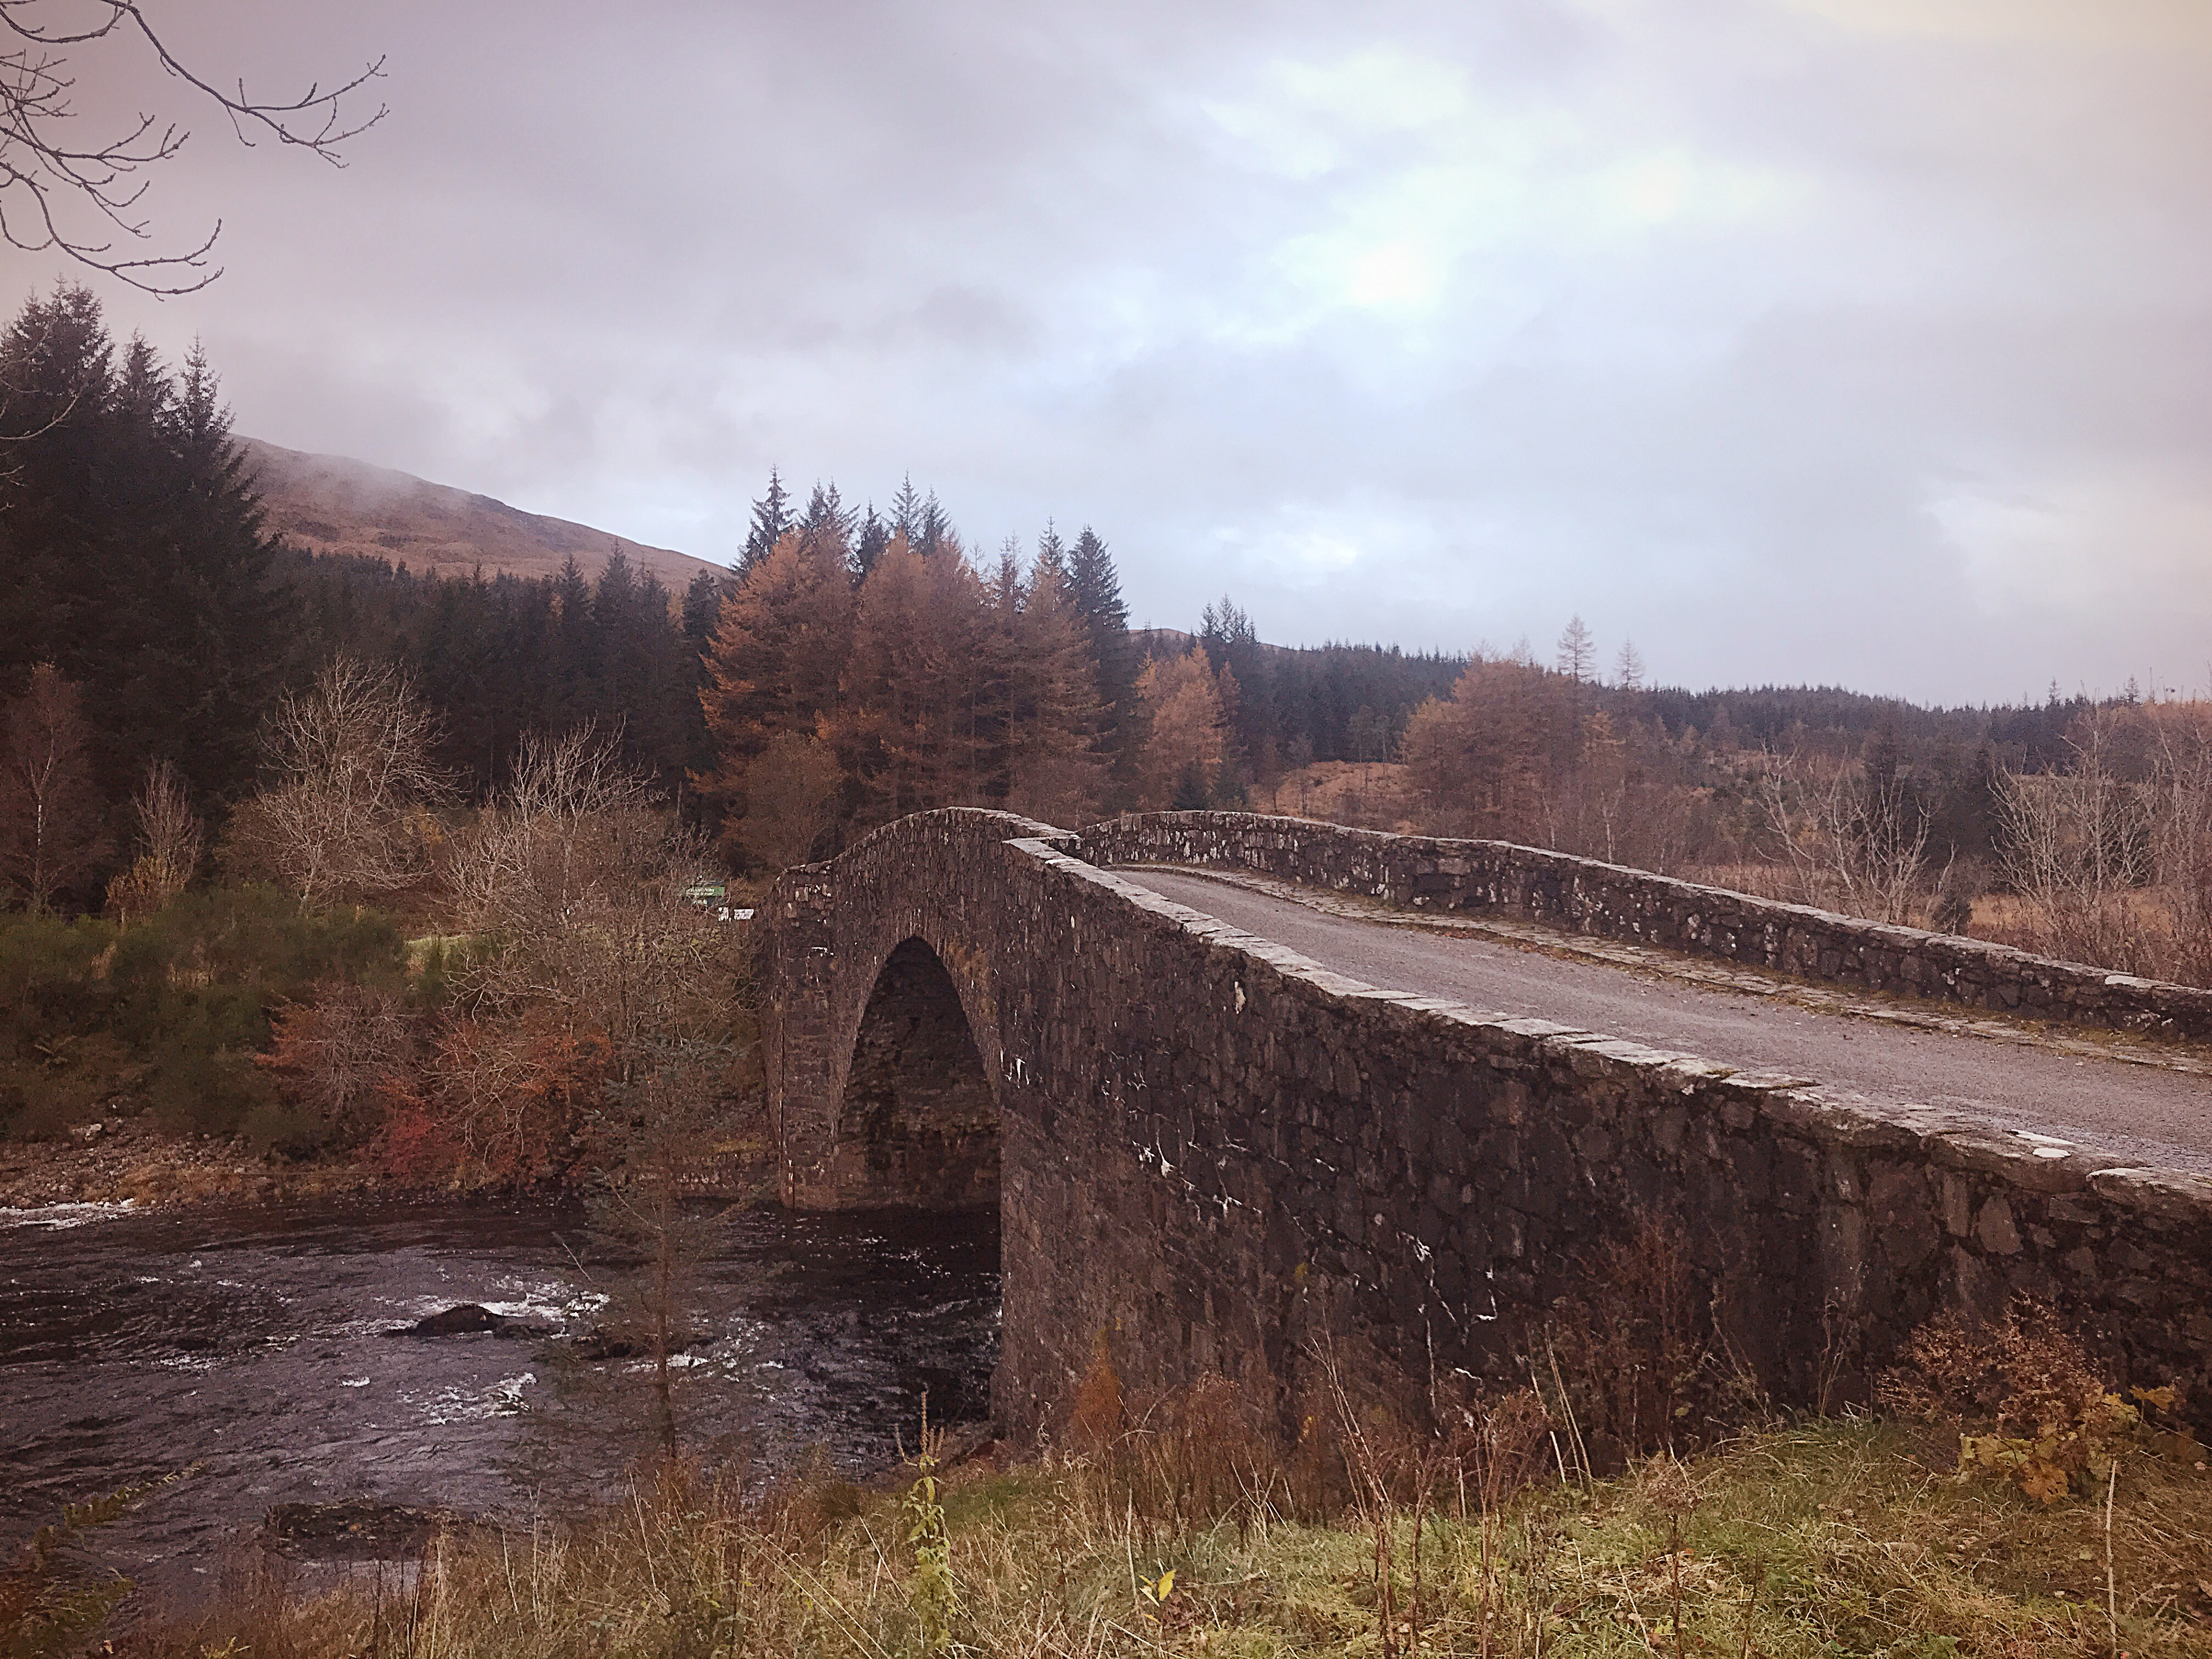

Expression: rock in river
xmin=402 ymin=1303 xmax=548 ymax=1338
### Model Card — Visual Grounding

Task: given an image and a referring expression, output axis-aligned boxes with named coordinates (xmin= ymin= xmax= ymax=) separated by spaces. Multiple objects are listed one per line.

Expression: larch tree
xmin=1556 ymin=614 xmax=1595 ymax=684
xmin=696 ymin=526 xmax=855 ymax=860
xmin=1133 ymin=647 xmax=1228 ymax=810
xmin=828 ymin=532 xmax=988 ymax=826
xmin=1004 ymin=555 xmax=1108 ymax=828
xmin=1616 ymin=638 xmax=1646 ymax=691
xmin=1400 ymin=657 xmax=1579 ymax=840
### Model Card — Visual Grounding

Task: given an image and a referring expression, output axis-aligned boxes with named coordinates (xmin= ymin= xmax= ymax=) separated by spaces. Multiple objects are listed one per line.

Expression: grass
xmin=132 ymin=1419 xmax=2212 ymax=1658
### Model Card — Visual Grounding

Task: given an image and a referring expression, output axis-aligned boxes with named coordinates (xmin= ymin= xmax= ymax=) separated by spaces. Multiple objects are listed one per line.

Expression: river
xmin=0 ymin=1195 xmax=1000 ymax=1602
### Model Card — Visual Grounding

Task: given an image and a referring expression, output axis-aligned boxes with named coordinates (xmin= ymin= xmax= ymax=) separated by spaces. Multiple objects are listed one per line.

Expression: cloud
xmin=8 ymin=0 xmax=2209 ymax=703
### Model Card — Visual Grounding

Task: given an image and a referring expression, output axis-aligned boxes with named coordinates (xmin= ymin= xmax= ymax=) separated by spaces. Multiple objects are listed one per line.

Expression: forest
xmin=5 ymin=283 xmax=2211 ymax=1180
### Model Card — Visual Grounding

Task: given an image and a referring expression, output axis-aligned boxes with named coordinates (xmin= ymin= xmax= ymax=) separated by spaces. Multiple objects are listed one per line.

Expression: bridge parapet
xmin=1076 ymin=811 xmax=2212 ymax=1042
xmin=766 ymin=808 xmax=2212 ymax=1442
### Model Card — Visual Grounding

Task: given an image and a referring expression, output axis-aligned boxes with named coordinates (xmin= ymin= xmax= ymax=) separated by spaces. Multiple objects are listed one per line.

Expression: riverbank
xmin=0 ymin=1118 xmax=379 ymax=1211
xmin=127 ymin=1420 xmax=2212 ymax=1657
xmin=0 ymin=1119 xmax=777 ymax=1212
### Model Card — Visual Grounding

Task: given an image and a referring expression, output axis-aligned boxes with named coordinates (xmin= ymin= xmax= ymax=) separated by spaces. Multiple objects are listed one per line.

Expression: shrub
xmin=1880 ymin=1298 xmax=2192 ymax=1502
xmin=1543 ymin=1215 xmax=1743 ymax=1468
xmin=0 ymin=885 xmax=409 ymax=1143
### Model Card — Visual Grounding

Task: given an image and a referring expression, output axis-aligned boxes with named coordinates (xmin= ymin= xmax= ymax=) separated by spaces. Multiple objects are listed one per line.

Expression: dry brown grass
xmin=117 ymin=1414 xmax=2212 ymax=1658
xmin=1260 ymin=763 xmax=1424 ymax=834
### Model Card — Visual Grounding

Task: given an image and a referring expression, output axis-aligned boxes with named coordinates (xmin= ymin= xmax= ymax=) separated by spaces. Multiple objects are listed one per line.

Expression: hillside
xmin=240 ymin=438 xmax=723 ymax=590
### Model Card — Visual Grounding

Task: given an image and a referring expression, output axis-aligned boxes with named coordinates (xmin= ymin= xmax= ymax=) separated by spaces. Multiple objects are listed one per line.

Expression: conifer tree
xmin=0 ymin=286 xmax=284 ymax=810
xmin=801 ymin=480 xmax=852 ymax=551
xmin=1067 ymin=527 xmax=1138 ymax=793
xmin=550 ymin=556 xmax=598 ymax=733
xmin=740 ymin=467 xmax=793 ymax=574
xmin=696 ymin=527 xmax=856 ymax=852
xmin=1616 ymin=638 xmax=1646 ymax=691
xmin=1034 ymin=521 xmax=1068 ymax=584
xmin=827 ymin=533 xmax=986 ymax=825
xmin=852 ymin=504 xmax=890 ymax=582
xmin=1132 ymin=648 xmax=1228 ymax=810
xmin=889 ymin=475 xmax=923 ymax=548
xmin=1005 ymin=553 xmax=1107 ymax=826
xmin=916 ymin=490 xmax=950 ymax=560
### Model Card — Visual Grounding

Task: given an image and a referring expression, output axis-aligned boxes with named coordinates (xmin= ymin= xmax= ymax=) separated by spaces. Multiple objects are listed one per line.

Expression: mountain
xmin=239 ymin=438 xmax=725 ymax=590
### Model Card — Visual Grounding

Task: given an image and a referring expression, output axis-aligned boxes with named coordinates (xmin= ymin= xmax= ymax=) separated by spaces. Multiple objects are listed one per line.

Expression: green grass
xmin=137 ymin=1420 xmax=2212 ymax=1658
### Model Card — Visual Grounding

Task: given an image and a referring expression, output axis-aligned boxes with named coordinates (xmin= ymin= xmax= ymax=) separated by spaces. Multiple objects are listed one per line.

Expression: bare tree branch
xmin=0 ymin=1 xmax=384 ymax=292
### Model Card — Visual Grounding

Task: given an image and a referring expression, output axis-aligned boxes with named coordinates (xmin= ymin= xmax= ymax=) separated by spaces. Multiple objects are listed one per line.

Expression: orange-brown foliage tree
xmin=1133 ymin=647 xmax=1231 ymax=809
xmin=258 ymin=981 xmax=417 ymax=1149
xmin=696 ymin=526 xmax=855 ymax=859
xmin=828 ymin=533 xmax=992 ymax=827
xmin=1400 ymin=657 xmax=1580 ymax=840
xmin=999 ymin=551 xmax=1109 ymax=827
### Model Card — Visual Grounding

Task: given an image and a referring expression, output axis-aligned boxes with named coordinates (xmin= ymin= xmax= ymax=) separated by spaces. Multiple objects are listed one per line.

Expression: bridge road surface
xmin=1125 ymin=868 xmax=2212 ymax=1177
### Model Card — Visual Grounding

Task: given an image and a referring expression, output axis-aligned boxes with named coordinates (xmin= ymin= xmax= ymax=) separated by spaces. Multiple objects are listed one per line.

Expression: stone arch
xmin=823 ymin=935 xmax=1001 ymax=1209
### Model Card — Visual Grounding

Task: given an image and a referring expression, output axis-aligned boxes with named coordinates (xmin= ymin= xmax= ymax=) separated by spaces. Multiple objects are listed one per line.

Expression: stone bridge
xmin=762 ymin=809 xmax=2212 ymax=1440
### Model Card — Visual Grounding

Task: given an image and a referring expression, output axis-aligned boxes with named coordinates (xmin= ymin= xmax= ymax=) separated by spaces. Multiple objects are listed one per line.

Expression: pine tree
xmin=1199 ymin=594 xmax=1267 ymax=786
xmin=801 ymin=479 xmax=852 ymax=552
xmin=0 ymin=287 xmax=284 ymax=811
xmin=740 ymin=467 xmax=793 ymax=574
xmin=550 ymin=556 xmax=597 ymax=733
xmin=1066 ymin=527 xmax=1137 ymax=795
xmin=161 ymin=340 xmax=286 ymax=799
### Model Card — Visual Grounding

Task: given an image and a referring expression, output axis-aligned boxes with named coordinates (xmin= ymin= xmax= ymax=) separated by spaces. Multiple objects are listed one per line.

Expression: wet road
xmin=1128 ymin=867 xmax=2212 ymax=1173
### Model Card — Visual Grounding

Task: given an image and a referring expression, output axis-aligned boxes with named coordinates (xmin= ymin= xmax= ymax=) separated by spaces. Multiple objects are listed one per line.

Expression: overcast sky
xmin=15 ymin=0 xmax=2212 ymax=704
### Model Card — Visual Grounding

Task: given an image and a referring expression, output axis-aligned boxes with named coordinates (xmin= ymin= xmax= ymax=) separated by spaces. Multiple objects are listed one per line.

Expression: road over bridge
xmin=762 ymin=810 xmax=2212 ymax=1440
xmin=1128 ymin=867 xmax=2212 ymax=1177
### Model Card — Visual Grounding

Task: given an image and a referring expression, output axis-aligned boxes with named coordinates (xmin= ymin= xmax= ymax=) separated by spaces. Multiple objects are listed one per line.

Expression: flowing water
xmin=0 ymin=1195 xmax=1000 ymax=1602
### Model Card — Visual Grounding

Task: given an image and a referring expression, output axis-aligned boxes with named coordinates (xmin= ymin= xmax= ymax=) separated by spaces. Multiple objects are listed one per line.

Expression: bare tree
xmin=445 ymin=724 xmax=737 ymax=1080
xmin=1757 ymin=749 xmax=1930 ymax=924
xmin=258 ymin=980 xmax=415 ymax=1146
xmin=0 ymin=1 xmax=385 ymax=292
xmin=2149 ymin=712 xmax=2212 ymax=984
xmin=0 ymin=662 xmax=106 ymax=912
xmin=1555 ymin=614 xmax=1595 ymax=684
xmin=104 ymin=757 xmax=199 ymax=920
xmin=229 ymin=656 xmax=447 ymax=909
xmin=1996 ymin=714 xmax=2154 ymax=971
xmin=449 ymin=723 xmax=659 ymax=934
xmin=593 ymin=1057 xmax=743 ymax=1467
xmin=1615 ymin=638 xmax=1645 ymax=691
